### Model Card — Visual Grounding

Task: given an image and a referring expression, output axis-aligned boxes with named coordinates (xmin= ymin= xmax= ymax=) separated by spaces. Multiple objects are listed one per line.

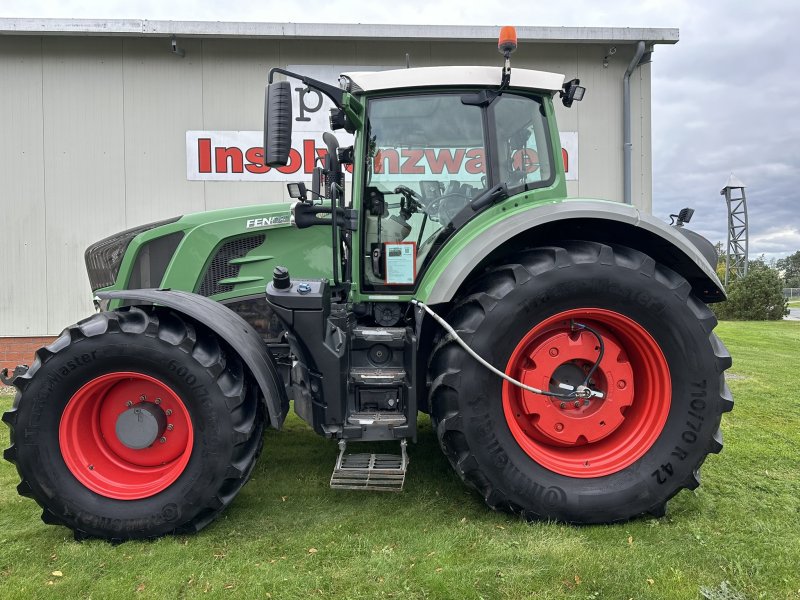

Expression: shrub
xmin=713 ymin=266 xmax=788 ymax=320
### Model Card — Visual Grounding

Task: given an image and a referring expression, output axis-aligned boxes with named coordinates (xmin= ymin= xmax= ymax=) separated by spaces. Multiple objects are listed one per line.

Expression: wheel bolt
xmin=140 ymin=395 xmax=146 ymax=402
xmin=159 ymin=437 xmax=167 ymax=444
xmin=155 ymin=398 xmax=162 ymax=405
xmin=549 ymin=348 xmax=559 ymax=357
xmin=165 ymin=409 xmax=173 ymax=416
xmin=126 ymin=400 xmax=133 ymax=407
xmin=583 ymin=399 xmax=590 ymax=406
xmin=560 ymin=402 xmax=566 ymax=409
xmin=554 ymin=423 xmax=564 ymax=432
xmin=88 ymin=464 xmax=94 ymax=470
xmin=167 ymin=424 xmax=174 ymax=431
xmin=574 ymin=400 xmax=581 ymax=408
xmin=617 ymin=380 xmax=627 ymax=389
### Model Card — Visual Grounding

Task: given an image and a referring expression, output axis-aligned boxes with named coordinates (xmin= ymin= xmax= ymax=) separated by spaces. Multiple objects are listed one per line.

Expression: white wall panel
xmin=41 ymin=37 xmax=127 ymax=333
xmin=201 ymin=39 xmax=281 ymax=211
xmin=122 ymin=38 xmax=205 ymax=225
xmin=0 ymin=37 xmax=47 ymax=335
xmin=576 ymin=44 xmax=627 ymax=203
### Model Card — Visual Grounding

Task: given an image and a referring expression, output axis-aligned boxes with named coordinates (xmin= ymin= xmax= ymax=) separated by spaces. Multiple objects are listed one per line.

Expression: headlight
xmin=84 ymin=217 xmax=181 ymax=291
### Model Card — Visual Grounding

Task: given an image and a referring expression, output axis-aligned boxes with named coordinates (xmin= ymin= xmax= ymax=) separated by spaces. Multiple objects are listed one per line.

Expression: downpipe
xmin=623 ymin=40 xmax=646 ymax=205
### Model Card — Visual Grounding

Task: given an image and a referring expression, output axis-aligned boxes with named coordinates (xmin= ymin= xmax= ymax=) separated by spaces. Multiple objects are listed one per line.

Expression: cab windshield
xmin=362 ymin=91 xmax=553 ymax=290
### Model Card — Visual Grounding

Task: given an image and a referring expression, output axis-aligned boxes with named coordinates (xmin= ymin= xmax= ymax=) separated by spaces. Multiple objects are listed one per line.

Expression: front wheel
xmin=2 ymin=307 xmax=264 ymax=541
xmin=429 ymin=241 xmax=733 ymax=523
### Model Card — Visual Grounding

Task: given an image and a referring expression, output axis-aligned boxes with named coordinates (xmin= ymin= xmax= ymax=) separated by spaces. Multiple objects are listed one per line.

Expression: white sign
xmin=186 ymin=64 xmax=578 ymax=181
xmin=186 ymin=130 xmax=579 ymax=182
xmin=385 ymin=242 xmax=417 ymax=285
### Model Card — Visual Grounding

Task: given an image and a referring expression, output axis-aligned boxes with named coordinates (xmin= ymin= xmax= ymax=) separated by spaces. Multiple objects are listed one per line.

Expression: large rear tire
xmin=429 ymin=241 xmax=733 ymax=523
xmin=2 ymin=306 xmax=264 ymax=541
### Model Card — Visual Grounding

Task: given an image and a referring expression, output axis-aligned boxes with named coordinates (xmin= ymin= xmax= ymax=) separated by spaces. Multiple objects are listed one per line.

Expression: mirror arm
xmin=268 ymin=67 xmax=345 ymax=109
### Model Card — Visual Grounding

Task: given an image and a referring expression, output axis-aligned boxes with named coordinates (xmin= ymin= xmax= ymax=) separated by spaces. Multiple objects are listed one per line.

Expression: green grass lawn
xmin=1 ymin=321 xmax=799 ymax=599
xmin=788 ymin=299 xmax=800 ymax=308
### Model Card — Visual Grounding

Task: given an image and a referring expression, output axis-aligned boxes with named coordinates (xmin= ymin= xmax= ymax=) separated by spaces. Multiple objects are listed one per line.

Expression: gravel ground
xmin=0 ymin=386 xmax=15 ymax=396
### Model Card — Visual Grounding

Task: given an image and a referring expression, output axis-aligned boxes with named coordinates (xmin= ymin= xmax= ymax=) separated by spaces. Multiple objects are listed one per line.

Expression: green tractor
xmin=3 ymin=28 xmax=732 ymax=541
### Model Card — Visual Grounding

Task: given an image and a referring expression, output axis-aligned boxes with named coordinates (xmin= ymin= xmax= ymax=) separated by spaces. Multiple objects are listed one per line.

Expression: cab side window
xmin=491 ymin=94 xmax=552 ymax=193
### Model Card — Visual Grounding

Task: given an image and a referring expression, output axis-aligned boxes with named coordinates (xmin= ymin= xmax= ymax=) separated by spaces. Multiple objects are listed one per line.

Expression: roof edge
xmin=0 ymin=19 xmax=679 ymax=44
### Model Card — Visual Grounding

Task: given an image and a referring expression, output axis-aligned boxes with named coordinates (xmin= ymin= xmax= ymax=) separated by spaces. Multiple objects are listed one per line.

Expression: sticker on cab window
xmin=384 ymin=242 xmax=416 ymax=285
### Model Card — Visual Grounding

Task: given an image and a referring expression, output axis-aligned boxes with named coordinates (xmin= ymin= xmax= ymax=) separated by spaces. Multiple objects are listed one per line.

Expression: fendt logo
xmin=186 ymin=64 xmax=579 ymax=182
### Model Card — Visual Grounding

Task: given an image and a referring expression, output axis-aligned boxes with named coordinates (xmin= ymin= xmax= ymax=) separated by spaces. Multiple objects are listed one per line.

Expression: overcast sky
xmin=4 ymin=0 xmax=799 ymax=259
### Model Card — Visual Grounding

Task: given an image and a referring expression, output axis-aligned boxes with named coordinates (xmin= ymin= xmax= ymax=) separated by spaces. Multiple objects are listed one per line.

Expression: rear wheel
xmin=2 ymin=306 xmax=264 ymax=541
xmin=429 ymin=241 xmax=733 ymax=522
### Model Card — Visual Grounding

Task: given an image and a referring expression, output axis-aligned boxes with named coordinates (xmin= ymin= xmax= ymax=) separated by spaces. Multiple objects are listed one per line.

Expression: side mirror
xmin=311 ymin=166 xmax=322 ymax=198
xmin=264 ymin=81 xmax=292 ymax=167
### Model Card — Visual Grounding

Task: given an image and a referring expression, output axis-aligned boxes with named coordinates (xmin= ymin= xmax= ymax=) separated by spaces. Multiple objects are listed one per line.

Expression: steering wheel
xmin=394 ymin=185 xmax=426 ymax=208
xmin=394 ymin=185 xmax=435 ymax=221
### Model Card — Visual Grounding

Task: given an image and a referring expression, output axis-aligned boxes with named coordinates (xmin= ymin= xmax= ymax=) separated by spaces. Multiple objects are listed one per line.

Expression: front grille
xmin=197 ymin=234 xmax=266 ymax=297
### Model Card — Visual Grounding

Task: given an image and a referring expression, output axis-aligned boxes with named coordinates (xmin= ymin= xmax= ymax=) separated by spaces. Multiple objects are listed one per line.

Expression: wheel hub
xmin=59 ymin=372 xmax=194 ymax=500
xmin=115 ymin=402 xmax=167 ymax=450
xmin=517 ymin=328 xmax=634 ymax=445
xmin=503 ymin=308 xmax=671 ymax=478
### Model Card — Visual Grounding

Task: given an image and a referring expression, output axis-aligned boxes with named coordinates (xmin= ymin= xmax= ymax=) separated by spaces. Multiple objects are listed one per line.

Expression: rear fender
xmin=97 ymin=289 xmax=288 ymax=429
xmin=416 ymin=200 xmax=725 ymax=305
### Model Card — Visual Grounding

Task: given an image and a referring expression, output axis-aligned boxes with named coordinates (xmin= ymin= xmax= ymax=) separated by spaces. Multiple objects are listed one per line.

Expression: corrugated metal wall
xmin=0 ymin=35 xmax=650 ymax=336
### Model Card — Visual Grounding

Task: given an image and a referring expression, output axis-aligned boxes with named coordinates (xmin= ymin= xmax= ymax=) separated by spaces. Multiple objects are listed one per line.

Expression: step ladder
xmin=330 ymin=439 xmax=408 ymax=492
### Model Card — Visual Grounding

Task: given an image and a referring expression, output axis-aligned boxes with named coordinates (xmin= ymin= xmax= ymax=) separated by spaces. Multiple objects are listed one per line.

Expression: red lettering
xmin=401 ymin=149 xmax=425 ymax=174
xmin=303 ymin=139 xmax=317 ymax=174
xmin=245 ymin=147 xmax=269 ymax=174
xmin=215 ymin=147 xmax=244 ymax=173
xmin=465 ymin=148 xmax=486 ymax=175
xmin=562 ymin=148 xmax=569 ymax=173
xmin=277 ymin=148 xmax=302 ymax=174
xmin=512 ymin=149 xmax=540 ymax=174
xmin=374 ymin=149 xmax=399 ymax=174
xmin=198 ymin=138 xmax=212 ymax=173
xmin=425 ymin=148 xmax=466 ymax=175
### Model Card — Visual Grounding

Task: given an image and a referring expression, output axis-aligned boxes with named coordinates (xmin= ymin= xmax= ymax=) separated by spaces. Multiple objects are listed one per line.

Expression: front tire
xmin=2 ymin=306 xmax=264 ymax=541
xmin=429 ymin=241 xmax=733 ymax=523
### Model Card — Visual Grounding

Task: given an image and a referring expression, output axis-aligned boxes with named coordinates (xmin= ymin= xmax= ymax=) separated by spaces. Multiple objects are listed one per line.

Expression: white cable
xmin=411 ymin=298 xmax=551 ymax=396
xmin=412 ymin=298 xmax=604 ymax=400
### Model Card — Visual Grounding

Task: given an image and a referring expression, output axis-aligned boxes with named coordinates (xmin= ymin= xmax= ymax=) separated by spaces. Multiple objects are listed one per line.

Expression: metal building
xmin=0 ymin=19 xmax=677 ymax=350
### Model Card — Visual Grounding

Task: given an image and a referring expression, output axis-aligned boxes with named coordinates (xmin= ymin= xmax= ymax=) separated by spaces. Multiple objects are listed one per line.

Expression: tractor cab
xmin=265 ymin=29 xmax=584 ymax=304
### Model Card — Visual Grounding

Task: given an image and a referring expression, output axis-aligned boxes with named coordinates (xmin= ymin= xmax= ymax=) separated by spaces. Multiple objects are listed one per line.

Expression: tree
xmin=713 ymin=266 xmax=788 ymax=320
xmin=776 ymin=250 xmax=800 ymax=288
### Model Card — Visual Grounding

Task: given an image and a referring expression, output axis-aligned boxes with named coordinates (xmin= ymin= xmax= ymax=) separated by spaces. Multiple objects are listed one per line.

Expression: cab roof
xmin=341 ymin=66 xmax=565 ymax=94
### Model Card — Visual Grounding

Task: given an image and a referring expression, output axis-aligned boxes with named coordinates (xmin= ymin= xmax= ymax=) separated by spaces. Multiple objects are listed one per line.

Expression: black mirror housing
xmin=311 ymin=167 xmax=322 ymax=198
xmin=264 ymin=81 xmax=292 ymax=167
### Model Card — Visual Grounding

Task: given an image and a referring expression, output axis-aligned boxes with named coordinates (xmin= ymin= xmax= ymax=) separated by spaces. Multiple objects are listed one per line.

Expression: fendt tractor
xmin=3 ymin=28 xmax=732 ymax=541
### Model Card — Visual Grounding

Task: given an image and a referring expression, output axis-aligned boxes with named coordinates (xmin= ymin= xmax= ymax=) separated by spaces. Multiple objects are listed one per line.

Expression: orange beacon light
xmin=498 ymin=26 xmax=518 ymax=55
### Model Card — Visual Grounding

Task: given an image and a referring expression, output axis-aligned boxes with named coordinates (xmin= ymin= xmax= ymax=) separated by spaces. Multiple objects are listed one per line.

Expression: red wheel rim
xmin=59 ymin=372 xmax=194 ymax=500
xmin=503 ymin=309 xmax=671 ymax=478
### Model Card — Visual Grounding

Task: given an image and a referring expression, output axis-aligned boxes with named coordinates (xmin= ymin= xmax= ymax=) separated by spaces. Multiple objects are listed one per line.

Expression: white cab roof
xmin=342 ymin=66 xmax=565 ymax=94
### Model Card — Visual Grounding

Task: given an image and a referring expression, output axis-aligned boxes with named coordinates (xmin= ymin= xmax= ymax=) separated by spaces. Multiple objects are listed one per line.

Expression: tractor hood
xmin=86 ymin=202 xmax=333 ymax=304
